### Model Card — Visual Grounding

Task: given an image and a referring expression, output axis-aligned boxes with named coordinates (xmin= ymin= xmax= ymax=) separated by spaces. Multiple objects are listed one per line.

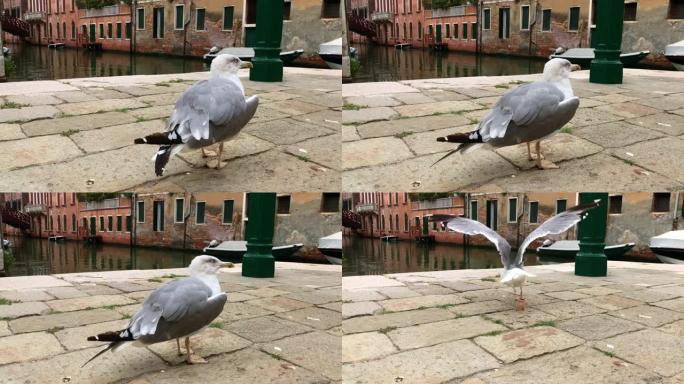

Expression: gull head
xmin=188 ymin=255 xmax=234 ymax=276
xmin=210 ymin=54 xmax=253 ymax=76
xmin=543 ymin=58 xmax=579 ymax=81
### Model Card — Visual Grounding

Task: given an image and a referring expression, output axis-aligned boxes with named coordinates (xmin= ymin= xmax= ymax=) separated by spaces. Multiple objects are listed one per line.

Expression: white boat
xmin=650 ymin=230 xmax=684 ymax=264
xmin=202 ymin=240 xmax=303 ymax=260
xmin=202 ymin=47 xmax=304 ymax=64
xmin=536 ymin=240 xmax=635 ymax=258
xmin=380 ymin=235 xmax=398 ymax=242
xmin=2 ymin=239 xmax=9 ymax=249
xmin=319 ymin=232 xmax=342 ymax=265
xmin=665 ymin=40 xmax=684 ymax=71
xmin=550 ymin=48 xmax=649 ymax=68
xmin=318 ymin=38 xmax=342 ymax=69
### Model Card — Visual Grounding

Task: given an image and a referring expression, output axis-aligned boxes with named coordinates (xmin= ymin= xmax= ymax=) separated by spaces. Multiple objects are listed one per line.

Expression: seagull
xmin=433 ymin=58 xmax=581 ymax=169
xmin=82 ymin=255 xmax=233 ymax=366
xmin=431 ymin=200 xmax=599 ymax=305
xmin=134 ymin=54 xmax=259 ymax=176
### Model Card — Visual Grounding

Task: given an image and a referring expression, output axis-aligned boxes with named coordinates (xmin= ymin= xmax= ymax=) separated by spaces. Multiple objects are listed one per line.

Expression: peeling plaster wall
xmin=620 ymin=2 xmax=684 ymax=68
xmin=283 ymin=1 xmax=342 ymax=62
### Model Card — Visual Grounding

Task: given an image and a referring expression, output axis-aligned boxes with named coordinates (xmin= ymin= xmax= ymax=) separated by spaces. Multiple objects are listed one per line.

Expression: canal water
xmin=2 ymin=235 xmax=200 ymax=277
xmin=351 ymin=43 xmax=547 ymax=83
xmin=3 ymin=42 xmax=207 ymax=82
xmin=343 ymin=235 xmax=564 ymax=276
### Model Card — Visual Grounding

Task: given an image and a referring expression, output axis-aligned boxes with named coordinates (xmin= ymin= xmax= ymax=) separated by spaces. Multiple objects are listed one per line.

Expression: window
xmin=71 ymin=21 xmax=75 ymax=39
xmin=117 ymin=216 xmax=122 ymax=232
xmin=136 ymin=8 xmax=145 ymax=30
xmin=99 ymin=23 xmax=104 ymax=39
xmin=653 ymin=193 xmax=671 ymax=213
xmin=321 ymin=193 xmax=340 ymax=213
xmin=57 ymin=215 xmax=61 ymax=231
xmin=556 ymin=199 xmax=567 ymax=214
xmin=82 ymin=217 xmax=87 ymax=230
xmin=486 ymin=200 xmax=498 ymax=230
xmin=483 ymin=8 xmax=491 ymax=30
xmin=624 ymin=2 xmax=637 ymax=21
xmin=284 ymin=0 xmax=292 ymax=20
xmin=196 ymin=8 xmax=206 ymax=31
xmin=223 ymin=6 xmax=234 ymax=30
xmin=153 ymin=8 xmax=164 ymax=38
xmin=418 ymin=21 xmax=422 ymax=38
xmin=470 ymin=200 xmax=478 ymax=221
xmin=136 ymin=201 xmax=144 ymax=223
xmin=463 ymin=23 xmax=468 ymax=39
xmin=175 ymin=4 xmax=184 ymax=30
xmin=108 ymin=216 xmax=113 ymax=231
xmin=125 ymin=22 xmax=131 ymax=39
xmin=389 ymin=214 xmax=393 ymax=231
xmin=529 ymin=201 xmax=539 ymax=224
xmin=126 ymin=215 xmax=132 ymax=232
xmin=521 ymin=5 xmax=530 ymax=30
xmin=668 ymin=0 xmax=684 ymax=19
xmin=508 ymin=198 xmax=518 ymax=223
xmin=569 ymin=7 xmax=580 ymax=31
xmin=72 ymin=214 xmax=76 ymax=232
xmin=99 ymin=216 xmax=105 ymax=231
xmin=175 ymin=198 xmax=184 ymax=223
xmin=454 ymin=23 xmax=458 ymax=39
xmin=116 ymin=22 xmax=121 ymax=39
xmin=542 ymin=9 xmax=552 ymax=31
xmin=63 ymin=22 xmax=66 ymax=39
xmin=404 ymin=213 xmax=409 ymax=232
xmin=499 ymin=8 xmax=510 ymax=38
xmin=395 ymin=215 xmax=399 ymax=232
xmin=196 ymin=202 xmax=206 ymax=224
xmin=394 ymin=193 xmax=399 ymax=206
xmin=609 ymin=195 xmax=623 ymax=214
xmin=445 ymin=23 xmax=450 ymax=38
xmin=153 ymin=201 xmax=164 ymax=231
xmin=472 ymin=23 xmax=477 ymax=39
xmin=276 ymin=196 xmax=290 ymax=214
xmin=322 ymin=0 xmax=340 ymax=18
xmin=223 ymin=200 xmax=235 ymax=223
xmin=381 ymin=215 xmax=385 ymax=230
xmin=107 ymin=23 xmax=112 ymax=38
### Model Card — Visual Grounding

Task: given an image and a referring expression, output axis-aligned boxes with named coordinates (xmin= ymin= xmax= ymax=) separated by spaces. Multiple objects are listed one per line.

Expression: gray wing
xmin=514 ymin=200 xmax=600 ymax=267
xmin=128 ymin=277 xmax=213 ymax=339
xmin=168 ymin=78 xmax=252 ymax=143
xmin=433 ymin=215 xmax=512 ymax=268
xmin=478 ymin=82 xmax=566 ymax=141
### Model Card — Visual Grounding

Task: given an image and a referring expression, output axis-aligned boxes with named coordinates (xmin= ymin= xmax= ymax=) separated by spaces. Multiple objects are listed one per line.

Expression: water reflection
xmin=351 ymin=43 xmax=547 ymax=83
xmin=343 ymin=235 xmax=563 ymax=276
xmin=3 ymin=235 xmax=199 ymax=276
xmin=4 ymin=42 xmax=208 ymax=82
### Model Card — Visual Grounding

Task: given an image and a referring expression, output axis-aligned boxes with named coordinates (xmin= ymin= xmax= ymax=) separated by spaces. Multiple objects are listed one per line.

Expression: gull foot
xmin=186 ymin=354 xmax=208 ymax=365
xmin=202 ymin=150 xmax=217 ymax=158
xmin=515 ymin=297 xmax=528 ymax=311
xmin=536 ymin=159 xmax=559 ymax=170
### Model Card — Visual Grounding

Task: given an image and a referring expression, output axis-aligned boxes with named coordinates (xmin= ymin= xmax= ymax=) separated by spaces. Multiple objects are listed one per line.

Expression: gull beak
xmin=240 ymin=61 xmax=253 ymax=69
xmin=570 ymin=64 xmax=582 ymax=72
xmin=221 ymin=261 xmax=235 ymax=268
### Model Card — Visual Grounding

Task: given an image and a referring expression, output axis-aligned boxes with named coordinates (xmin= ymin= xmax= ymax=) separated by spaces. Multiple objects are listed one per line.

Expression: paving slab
xmin=246 ymin=118 xmax=333 ymax=145
xmin=0 ymin=321 xmax=10 ymax=337
xmin=485 ymin=308 xmax=558 ymax=329
xmin=343 ymin=331 xmax=397 ymax=363
xmin=45 ymin=286 xmax=89 ymax=299
xmin=342 ymin=137 xmax=414 ymax=169
xmin=274 ymin=306 xmax=340 ymax=330
xmin=387 ymin=315 xmax=507 ymax=350
xmin=595 ymin=328 xmax=684 ymax=377
xmin=20 ymin=111 xmax=138 ymax=137
xmin=0 ymin=123 xmax=25 ymax=141
xmin=53 ymin=319 xmax=130 ymax=350
xmin=0 ymin=301 xmax=50 ymax=319
xmin=285 ymin=133 xmax=340 ymax=170
xmin=247 ymin=296 xmax=311 ymax=313
xmin=57 ymin=98 xmax=147 ymax=115
xmin=8 ymin=308 xmax=122 ymax=334
xmin=342 ymin=107 xmax=398 ymax=124
xmin=343 ymin=339 xmax=500 ymax=384
xmin=344 ymin=95 xmax=403 ymax=108
xmin=610 ymin=304 xmax=684 ymax=327
xmin=342 ymin=307 xmax=453 ymax=334
xmin=355 ymin=114 xmax=470 ymax=139
xmin=558 ymin=313 xmax=644 ymax=340
xmin=342 ymin=301 xmax=383 ymax=319
xmin=448 ymin=300 xmax=512 ymax=317
xmin=652 ymin=297 xmax=684 ymax=312
xmin=495 ymin=133 xmax=603 ymax=169
xmin=46 ymin=294 xmax=136 ymax=312
xmin=393 ymin=100 xmax=483 ymax=118
xmin=147 ymin=327 xmax=251 ymax=365
xmin=378 ymin=294 xmax=469 ymax=312
xmin=218 ymin=302 xmax=275 ymax=322
xmin=261 ymin=331 xmax=341 ymax=380
xmin=342 ymin=289 xmax=387 ymax=302
xmin=0 ymin=135 xmax=82 ymax=171
xmin=474 ymin=326 xmax=583 ymax=363
xmin=0 ymin=332 xmax=64 ymax=364
xmin=536 ymin=300 xmax=606 ymax=320
xmin=613 ymin=136 xmax=684 ymax=184
xmin=0 ymin=105 xmax=60 ymax=123
xmin=5 ymin=93 xmax=63 ymax=106
xmin=0 ymin=289 xmax=54 ymax=302
xmin=224 ymin=315 xmax=312 ymax=343
xmin=375 ymin=286 xmax=422 ymax=298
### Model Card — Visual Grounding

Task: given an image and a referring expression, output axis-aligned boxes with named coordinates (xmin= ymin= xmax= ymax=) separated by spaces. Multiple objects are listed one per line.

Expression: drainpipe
xmin=673 ymin=192 xmax=680 ymax=231
xmin=476 ymin=0 xmax=481 ymax=54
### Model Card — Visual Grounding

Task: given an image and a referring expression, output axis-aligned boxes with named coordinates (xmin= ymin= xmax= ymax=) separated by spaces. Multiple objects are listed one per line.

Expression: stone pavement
xmin=0 ymin=262 xmax=341 ymax=383
xmin=0 ymin=67 xmax=341 ymax=192
xmin=342 ymin=261 xmax=684 ymax=384
xmin=342 ymin=69 xmax=684 ymax=191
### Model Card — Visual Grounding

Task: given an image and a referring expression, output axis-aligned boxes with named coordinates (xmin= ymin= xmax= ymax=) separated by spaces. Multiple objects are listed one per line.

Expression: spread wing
xmin=431 ymin=215 xmax=512 ymax=268
xmin=128 ymin=277 xmax=213 ymax=338
xmin=168 ymin=78 xmax=247 ymax=142
xmin=514 ymin=200 xmax=600 ymax=267
xmin=478 ymin=82 xmax=565 ymax=141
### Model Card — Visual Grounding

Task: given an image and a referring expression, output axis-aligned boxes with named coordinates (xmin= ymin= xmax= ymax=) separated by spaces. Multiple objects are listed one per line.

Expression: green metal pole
xmin=589 ymin=0 xmax=623 ymax=84
xmin=249 ymin=0 xmax=284 ymax=82
xmin=242 ymin=193 xmax=276 ymax=278
xmin=575 ymin=193 xmax=608 ymax=276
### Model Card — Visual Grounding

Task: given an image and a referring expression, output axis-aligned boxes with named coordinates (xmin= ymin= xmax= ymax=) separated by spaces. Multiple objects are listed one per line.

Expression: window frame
xmin=136 ymin=8 xmax=145 ymax=30
xmin=483 ymin=8 xmax=491 ymax=30
xmin=174 ymin=4 xmax=184 ymax=30
xmin=222 ymin=6 xmax=234 ymax=31
xmin=174 ymin=198 xmax=185 ymax=223
xmin=568 ymin=6 xmax=581 ymax=32
xmin=196 ymin=201 xmax=206 ymax=225
xmin=136 ymin=201 xmax=145 ymax=223
xmin=508 ymin=197 xmax=518 ymax=223
xmin=529 ymin=201 xmax=539 ymax=224
xmin=195 ymin=8 xmax=206 ymax=31
xmin=520 ymin=4 xmax=530 ymax=31
xmin=223 ymin=199 xmax=235 ymax=224
xmin=541 ymin=8 xmax=552 ymax=31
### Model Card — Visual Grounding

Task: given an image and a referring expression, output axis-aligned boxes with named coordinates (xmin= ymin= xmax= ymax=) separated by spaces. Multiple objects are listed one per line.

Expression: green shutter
xmin=542 ymin=9 xmax=551 ymax=31
xmin=196 ymin=9 xmax=205 ymax=30
xmin=126 ymin=215 xmax=132 ymax=232
xmin=454 ymin=23 xmax=458 ymax=39
xmin=175 ymin=199 xmax=184 ymax=222
xmin=522 ymin=6 xmax=530 ymax=29
xmin=137 ymin=8 xmax=144 ymax=29
xmin=196 ymin=202 xmax=205 ymax=224
xmin=126 ymin=22 xmax=131 ymax=38
xmin=530 ymin=202 xmax=538 ymax=223
xmin=100 ymin=216 xmax=104 ymax=231
xmin=108 ymin=23 xmax=112 ymax=38
xmin=472 ymin=23 xmax=477 ymax=39
xmin=463 ymin=23 xmax=468 ymax=39
xmin=445 ymin=24 xmax=450 ymax=38
xmin=509 ymin=199 xmax=517 ymax=222
xmin=470 ymin=201 xmax=477 ymax=220
xmin=116 ymin=23 xmax=121 ymax=38
xmin=223 ymin=200 xmax=234 ymax=224
xmin=99 ymin=24 xmax=103 ymax=38
xmin=175 ymin=5 xmax=183 ymax=29
xmin=137 ymin=201 xmax=144 ymax=222
xmin=117 ymin=216 xmax=122 ymax=231
xmin=557 ymin=200 xmax=567 ymax=213
xmin=223 ymin=7 xmax=234 ymax=30
xmin=484 ymin=9 xmax=490 ymax=29
xmin=108 ymin=216 xmax=113 ymax=231
xmin=569 ymin=7 xmax=580 ymax=30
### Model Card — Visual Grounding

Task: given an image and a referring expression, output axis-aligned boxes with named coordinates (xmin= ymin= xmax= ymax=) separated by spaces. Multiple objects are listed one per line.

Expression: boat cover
xmin=319 ymin=38 xmax=342 ymax=56
xmin=665 ymin=40 xmax=684 ymax=56
xmin=650 ymin=230 xmax=684 ymax=249
xmin=319 ymin=231 xmax=342 ymax=250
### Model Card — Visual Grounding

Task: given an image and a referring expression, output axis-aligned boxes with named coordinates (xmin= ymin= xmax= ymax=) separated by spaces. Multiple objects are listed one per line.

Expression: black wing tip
xmin=134 ymin=138 xmax=146 ymax=144
xmin=436 ymin=137 xmax=447 ymax=142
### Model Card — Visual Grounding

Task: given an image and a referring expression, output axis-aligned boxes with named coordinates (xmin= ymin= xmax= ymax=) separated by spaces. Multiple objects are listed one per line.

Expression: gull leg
xmin=202 ymin=146 xmax=217 ymax=158
xmin=527 ymin=142 xmax=533 ymax=161
xmin=216 ymin=142 xmax=227 ymax=169
xmin=185 ymin=337 xmax=207 ymax=365
xmin=176 ymin=338 xmax=182 ymax=356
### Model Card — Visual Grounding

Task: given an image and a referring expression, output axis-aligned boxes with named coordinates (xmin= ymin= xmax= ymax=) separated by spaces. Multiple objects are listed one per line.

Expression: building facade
xmin=79 ymin=195 xmax=133 ymax=245
xmin=78 ymin=4 xmax=132 ymax=50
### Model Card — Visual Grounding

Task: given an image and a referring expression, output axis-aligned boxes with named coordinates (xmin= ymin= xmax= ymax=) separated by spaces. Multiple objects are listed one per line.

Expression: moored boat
xmin=318 ymin=38 xmax=342 ymax=69
xmin=202 ymin=47 xmax=304 ymax=65
xmin=550 ymin=48 xmax=649 ymax=68
xmin=318 ymin=232 xmax=342 ymax=265
xmin=665 ymin=40 xmax=684 ymax=71
xmin=536 ymin=240 xmax=635 ymax=259
xmin=650 ymin=230 xmax=684 ymax=263
xmin=202 ymin=240 xmax=303 ymax=260
xmin=380 ymin=235 xmax=398 ymax=242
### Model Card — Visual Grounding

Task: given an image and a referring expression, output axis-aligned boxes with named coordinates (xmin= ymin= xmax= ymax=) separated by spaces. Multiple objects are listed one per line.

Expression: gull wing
xmin=431 ymin=215 xmax=512 ymax=268
xmin=514 ymin=200 xmax=600 ymax=267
